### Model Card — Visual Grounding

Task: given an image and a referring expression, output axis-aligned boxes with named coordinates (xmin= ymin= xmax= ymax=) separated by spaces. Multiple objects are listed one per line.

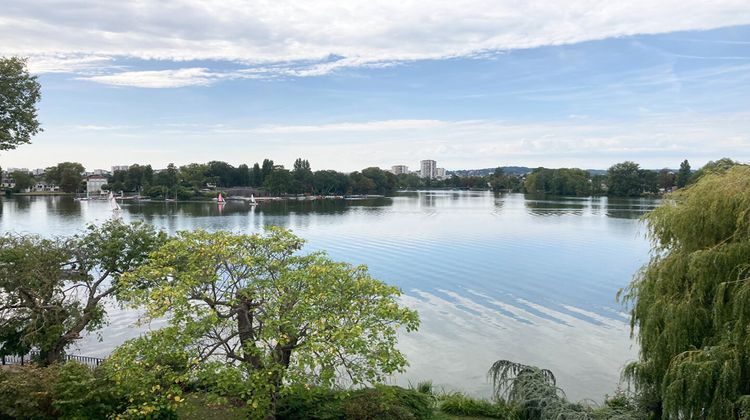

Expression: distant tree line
xmin=3 ymin=157 xmax=742 ymax=198
xmin=102 ymin=158 xmax=399 ymax=198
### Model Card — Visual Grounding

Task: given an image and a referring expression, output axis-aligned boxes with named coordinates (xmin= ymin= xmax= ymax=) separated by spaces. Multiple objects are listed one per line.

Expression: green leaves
xmin=622 ymin=165 xmax=750 ymax=418
xmin=0 ymin=57 xmax=42 ymax=151
xmin=120 ymin=227 xmax=420 ymax=416
xmin=0 ymin=220 xmax=164 ymax=364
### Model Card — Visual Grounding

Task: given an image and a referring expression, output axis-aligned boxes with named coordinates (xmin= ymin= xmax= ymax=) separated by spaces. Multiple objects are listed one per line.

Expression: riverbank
xmin=104 ymin=194 xmax=387 ymax=203
xmin=10 ymin=191 xmax=72 ymax=196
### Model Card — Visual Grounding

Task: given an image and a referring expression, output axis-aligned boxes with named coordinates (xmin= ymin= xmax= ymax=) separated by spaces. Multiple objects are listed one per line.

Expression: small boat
xmin=249 ymin=194 xmax=257 ymax=206
xmin=75 ymin=191 xmax=91 ymax=201
xmin=217 ymin=193 xmax=226 ymax=204
xmin=108 ymin=192 xmax=122 ymax=212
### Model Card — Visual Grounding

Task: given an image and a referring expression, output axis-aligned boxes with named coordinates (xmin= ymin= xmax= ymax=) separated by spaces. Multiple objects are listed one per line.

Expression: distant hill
xmin=448 ymin=166 xmax=534 ymax=177
xmin=449 ymin=166 xmax=609 ymax=177
xmin=448 ymin=167 xmax=676 ymax=178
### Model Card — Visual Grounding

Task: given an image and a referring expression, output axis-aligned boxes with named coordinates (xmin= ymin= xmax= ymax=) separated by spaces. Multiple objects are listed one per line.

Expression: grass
xmin=434 ymin=412 xmax=500 ymax=420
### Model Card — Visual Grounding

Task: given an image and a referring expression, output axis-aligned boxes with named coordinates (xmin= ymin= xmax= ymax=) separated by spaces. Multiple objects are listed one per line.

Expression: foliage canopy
xmin=621 ymin=164 xmax=750 ymax=419
xmin=118 ymin=227 xmax=419 ymax=416
xmin=0 ymin=57 xmax=42 ymax=151
xmin=0 ymin=220 xmax=165 ymax=364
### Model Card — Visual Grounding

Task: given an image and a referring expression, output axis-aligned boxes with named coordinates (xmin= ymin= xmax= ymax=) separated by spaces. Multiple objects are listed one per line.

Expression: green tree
xmin=178 ymin=162 xmax=209 ymax=189
xmin=118 ymin=228 xmax=419 ymax=418
xmin=638 ymin=169 xmax=659 ymax=194
xmin=0 ymin=57 xmax=42 ymax=151
xmin=607 ymin=161 xmax=643 ymax=197
xmin=124 ymin=164 xmax=153 ymax=192
xmin=10 ymin=170 xmax=33 ymax=192
xmin=237 ymin=163 xmax=251 ymax=186
xmin=45 ymin=162 xmax=85 ymax=193
xmin=252 ymin=163 xmax=262 ymax=186
xmin=523 ymin=168 xmax=591 ymax=196
xmin=396 ymin=173 xmax=424 ymax=189
xmin=292 ymin=158 xmax=314 ymax=194
xmin=657 ymin=169 xmax=675 ymax=191
xmin=489 ymin=168 xmax=522 ymax=192
xmin=263 ymin=168 xmax=293 ymax=195
xmin=620 ymin=165 xmax=750 ymax=419
xmin=206 ymin=160 xmax=237 ymax=187
xmin=0 ymin=220 xmax=165 ymax=365
xmin=261 ymin=159 xmax=274 ymax=183
xmin=689 ymin=157 xmax=738 ymax=185
xmin=313 ymin=170 xmax=350 ymax=195
xmin=675 ymin=159 xmax=691 ymax=188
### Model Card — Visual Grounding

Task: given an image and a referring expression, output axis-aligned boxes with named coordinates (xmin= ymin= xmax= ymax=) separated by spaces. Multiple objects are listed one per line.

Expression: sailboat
xmin=108 ymin=192 xmax=122 ymax=212
xmin=216 ymin=193 xmax=226 ymax=204
xmin=249 ymin=194 xmax=257 ymax=206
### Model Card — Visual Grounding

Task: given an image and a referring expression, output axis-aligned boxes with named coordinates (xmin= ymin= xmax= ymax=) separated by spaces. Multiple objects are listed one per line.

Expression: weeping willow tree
xmin=488 ymin=360 xmax=639 ymax=419
xmin=620 ymin=164 xmax=750 ymax=419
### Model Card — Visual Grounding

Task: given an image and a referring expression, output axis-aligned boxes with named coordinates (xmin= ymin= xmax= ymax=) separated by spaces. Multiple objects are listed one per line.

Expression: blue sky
xmin=1 ymin=1 xmax=749 ymax=171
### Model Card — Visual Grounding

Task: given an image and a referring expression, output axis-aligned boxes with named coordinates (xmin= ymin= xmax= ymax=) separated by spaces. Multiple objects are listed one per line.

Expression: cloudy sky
xmin=1 ymin=0 xmax=749 ymax=171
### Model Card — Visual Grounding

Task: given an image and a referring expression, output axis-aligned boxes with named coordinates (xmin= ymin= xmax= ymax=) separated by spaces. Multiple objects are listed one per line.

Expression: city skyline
xmin=1 ymin=2 xmax=749 ymax=171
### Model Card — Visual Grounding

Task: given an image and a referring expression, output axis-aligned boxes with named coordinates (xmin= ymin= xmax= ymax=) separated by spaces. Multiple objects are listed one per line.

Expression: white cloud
xmin=2 ymin=0 xmax=749 ymax=81
xmin=249 ymin=119 xmax=448 ymax=134
xmin=24 ymin=54 xmax=116 ymax=74
xmin=71 ymin=124 xmax=140 ymax=130
xmin=82 ymin=68 xmax=226 ymax=88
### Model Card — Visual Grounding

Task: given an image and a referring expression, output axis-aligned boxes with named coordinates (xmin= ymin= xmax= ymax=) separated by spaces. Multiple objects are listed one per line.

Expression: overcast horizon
xmin=1 ymin=1 xmax=749 ymax=171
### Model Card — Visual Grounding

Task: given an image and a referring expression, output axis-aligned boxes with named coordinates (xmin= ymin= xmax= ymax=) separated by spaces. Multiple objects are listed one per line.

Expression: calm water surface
xmin=0 ymin=191 xmax=658 ymax=401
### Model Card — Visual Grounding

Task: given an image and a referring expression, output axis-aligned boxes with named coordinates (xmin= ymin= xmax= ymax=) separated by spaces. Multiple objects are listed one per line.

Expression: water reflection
xmin=0 ymin=192 xmax=658 ymax=401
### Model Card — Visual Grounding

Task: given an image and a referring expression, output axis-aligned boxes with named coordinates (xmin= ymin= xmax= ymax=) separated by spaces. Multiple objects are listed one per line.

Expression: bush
xmin=343 ymin=386 xmax=433 ymax=420
xmin=277 ymin=386 xmax=342 ymax=419
xmin=277 ymin=385 xmax=434 ymax=420
xmin=439 ymin=393 xmax=513 ymax=419
xmin=0 ymin=364 xmax=59 ymax=419
xmin=53 ymin=362 xmax=116 ymax=419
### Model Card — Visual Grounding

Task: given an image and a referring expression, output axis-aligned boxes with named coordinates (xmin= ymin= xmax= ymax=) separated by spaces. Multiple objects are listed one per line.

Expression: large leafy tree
xmin=118 ymin=228 xmax=419 ymax=417
xmin=523 ymin=167 xmax=591 ymax=196
xmin=607 ymin=161 xmax=645 ymax=197
xmin=621 ymin=164 xmax=750 ymax=418
xmin=313 ymin=170 xmax=350 ymax=195
xmin=45 ymin=162 xmax=85 ymax=193
xmin=0 ymin=57 xmax=42 ymax=151
xmin=263 ymin=168 xmax=293 ymax=195
xmin=0 ymin=220 xmax=165 ymax=365
xmin=10 ymin=170 xmax=34 ymax=192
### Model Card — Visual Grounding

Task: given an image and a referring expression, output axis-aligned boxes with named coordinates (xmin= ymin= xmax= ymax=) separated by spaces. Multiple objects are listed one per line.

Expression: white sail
xmin=250 ymin=194 xmax=257 ymax=204
xmin=108 ymin=192 xmax=122 ymax=211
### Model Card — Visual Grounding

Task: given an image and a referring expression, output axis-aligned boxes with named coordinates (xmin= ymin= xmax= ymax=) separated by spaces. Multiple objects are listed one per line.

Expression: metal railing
xmin=1 ymin=351 xmax=104 ymax=369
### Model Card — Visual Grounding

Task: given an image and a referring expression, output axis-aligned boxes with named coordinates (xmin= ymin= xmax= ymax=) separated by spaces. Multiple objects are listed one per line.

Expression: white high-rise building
xmin=112 ymin=165 xmax=130 ymax=172
xmin=436 ymin=168 xmax=446 ymax=180
xmin=420 ymin=160 xmax=437 ymax=179
xmin=391 ymin=165 xmax=409 ymax=175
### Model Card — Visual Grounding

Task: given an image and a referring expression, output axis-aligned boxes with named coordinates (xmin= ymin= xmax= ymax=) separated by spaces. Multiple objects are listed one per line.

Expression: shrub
xmin=277 ymin=385 xmax=342 ymax=419
xmin=439 ymin=392 xmax=513 ymax=419
xmin=342 ymin=386 xmax=433 ymax=420
xmin=277 ymin=385 xmax=434 ymax=420
xmin=0 ymin=364 xmax=59 ymax=419
xmin=53 ymin=362 xmax=116 ymax=419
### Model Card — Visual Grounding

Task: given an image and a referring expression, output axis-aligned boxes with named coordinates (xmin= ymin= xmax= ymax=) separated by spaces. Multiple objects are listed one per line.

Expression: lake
xmin=0 ymin=191 xmax=658 ymax=401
